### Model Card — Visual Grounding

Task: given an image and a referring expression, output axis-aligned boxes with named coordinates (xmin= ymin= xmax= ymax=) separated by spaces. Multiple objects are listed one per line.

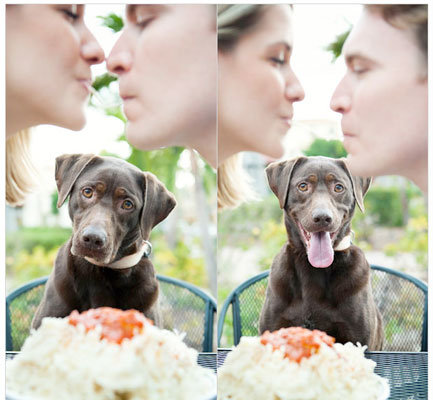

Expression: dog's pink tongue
xmin=308 ymin=232 xmax=334 ymax=268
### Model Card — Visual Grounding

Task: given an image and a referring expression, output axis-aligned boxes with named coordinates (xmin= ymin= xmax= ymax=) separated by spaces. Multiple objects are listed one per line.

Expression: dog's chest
xmin=282 ymin=269 xmax=347 ymax=326
xmin=74 ymin=267 xmax=145 ymax=310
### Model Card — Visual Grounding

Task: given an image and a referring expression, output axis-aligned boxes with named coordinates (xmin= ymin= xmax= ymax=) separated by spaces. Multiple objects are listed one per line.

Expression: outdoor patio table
xmin=6 ymin=352 xmax=217 ymax=400
xmin=217 ymin=348 xmax=428 ymax=400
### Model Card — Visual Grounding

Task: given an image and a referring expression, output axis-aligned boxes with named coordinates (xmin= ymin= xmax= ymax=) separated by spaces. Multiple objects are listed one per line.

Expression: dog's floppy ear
xmin=338 ymin=159 xmax=372 ymax=213
xmin=265 ymin=156 xmax=307 ymax=209
xmin=140 ymin=172 xmax=177 ymax=240
xmin=55 ymin=154 xmax=98 ymax=208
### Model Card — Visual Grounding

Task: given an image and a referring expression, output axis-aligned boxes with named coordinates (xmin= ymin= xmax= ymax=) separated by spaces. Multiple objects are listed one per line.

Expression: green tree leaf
xmin=98 ymin=13 xmax=124 ymax=33
xmin=325 ymin=28 xmax=351 ymax=62
xmin=92 ymin=73 xmax=118 ymax=91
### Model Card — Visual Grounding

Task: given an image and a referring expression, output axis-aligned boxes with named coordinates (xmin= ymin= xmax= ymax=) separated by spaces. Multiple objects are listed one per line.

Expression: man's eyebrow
xmin=126 ymin=4 xmax=166 ymax=21
xmin=126 ymin=4 xmax=136 ymax=19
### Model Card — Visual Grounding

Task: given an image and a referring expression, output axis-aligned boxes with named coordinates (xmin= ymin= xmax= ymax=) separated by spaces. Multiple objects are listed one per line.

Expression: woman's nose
xmin=285 ymin=71 xmax=305 ymax=103
xmin=81 ymin=29 xmax=105 ymax=65
xmin=106 ymin=32 xmax=133 ymax=75
xmin=330 ymin=77 xmax=351 ymax=114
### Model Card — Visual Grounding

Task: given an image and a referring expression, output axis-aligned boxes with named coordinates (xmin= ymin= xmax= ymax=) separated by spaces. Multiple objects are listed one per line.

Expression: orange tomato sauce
xmin=260 ymin=327 xmax=335 ymax=363
xmin=68 ymin=307 xmax=151 ymax=344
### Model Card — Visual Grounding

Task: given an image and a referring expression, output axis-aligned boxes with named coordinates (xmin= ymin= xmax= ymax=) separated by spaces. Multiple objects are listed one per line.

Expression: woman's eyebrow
xmin=268 ymin=41 xmax=292 ymax=53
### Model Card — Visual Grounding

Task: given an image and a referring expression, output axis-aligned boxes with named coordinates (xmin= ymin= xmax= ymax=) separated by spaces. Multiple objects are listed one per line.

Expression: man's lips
xmin=121 ymin=94 xmax=135 ymax=101
xmin=119 ymin=85 xmax=136 ymax=100
xmin=119 ymin=90 xmax=138 ymax=103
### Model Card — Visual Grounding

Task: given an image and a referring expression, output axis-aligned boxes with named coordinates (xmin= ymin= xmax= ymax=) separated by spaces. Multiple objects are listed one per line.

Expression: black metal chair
xmin=6 ymin=275 xmax=216 ymax=352
xmin=218 ymin=265 xmax=428 ymax=351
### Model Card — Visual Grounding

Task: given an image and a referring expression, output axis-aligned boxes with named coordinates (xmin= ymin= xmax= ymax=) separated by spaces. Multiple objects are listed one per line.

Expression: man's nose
xmin=330 ymin=77 xmax=351 ymax=114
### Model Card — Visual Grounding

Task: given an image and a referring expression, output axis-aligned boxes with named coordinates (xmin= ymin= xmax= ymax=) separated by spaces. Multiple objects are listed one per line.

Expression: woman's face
xmin=6 ymin=5 xmax=104 ymax=135
xmin=218 ymin=5 xmax=305 ymax=163
xmin=107 ymin=5 xmax=217 ymax=163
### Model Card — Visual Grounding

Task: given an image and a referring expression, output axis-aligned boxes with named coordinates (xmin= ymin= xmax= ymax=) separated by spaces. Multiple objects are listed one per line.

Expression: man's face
xmin=107 ymin=5 xmax=217 ymax=153
xmin=330 ymin=10 xmax=427 ymax=183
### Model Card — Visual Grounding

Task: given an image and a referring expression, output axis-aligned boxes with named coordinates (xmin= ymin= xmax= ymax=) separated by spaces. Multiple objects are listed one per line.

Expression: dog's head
xmin=266 ymin=156 xmax=371 ymax=268
xmin=55 ymin=154 xmax=176 ymax=266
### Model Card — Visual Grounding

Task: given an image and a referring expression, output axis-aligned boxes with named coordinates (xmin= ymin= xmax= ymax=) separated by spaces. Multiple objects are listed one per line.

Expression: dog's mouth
xmin=71 ymin=239 xmax=114 ymax=266
xmin=296 ymin=221 xmax=338 ymax=269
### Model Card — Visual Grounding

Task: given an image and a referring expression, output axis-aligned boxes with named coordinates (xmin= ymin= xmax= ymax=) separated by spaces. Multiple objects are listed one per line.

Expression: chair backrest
xmin=218 ymin=265 xmax=428 ymax=351
xmin=6 ymin=275 xmax=216 ymax=352
xmin=157 ymin=275 xmax=216 ymax=352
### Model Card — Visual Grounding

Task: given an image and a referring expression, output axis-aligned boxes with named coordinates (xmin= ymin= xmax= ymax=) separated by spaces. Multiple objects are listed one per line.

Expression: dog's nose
xmin=312 ymin=209 xmax=333 ymax=227
xmin=81 ymin=226 xmax=107 ymax=249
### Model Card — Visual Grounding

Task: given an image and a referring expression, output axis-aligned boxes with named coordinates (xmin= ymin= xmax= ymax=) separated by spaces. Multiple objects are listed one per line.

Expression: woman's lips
xmin=77 ymin=79 xmax=92 ymax=94
xmin=280 ymin=116 xmax=293 ymax=127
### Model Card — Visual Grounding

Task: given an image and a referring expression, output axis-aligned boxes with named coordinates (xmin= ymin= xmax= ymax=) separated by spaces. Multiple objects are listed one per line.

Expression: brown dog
xmin=32 ymin=154 xmax=176 ymax=329
xmin=259 ymin=156 xmax=383 ymax=350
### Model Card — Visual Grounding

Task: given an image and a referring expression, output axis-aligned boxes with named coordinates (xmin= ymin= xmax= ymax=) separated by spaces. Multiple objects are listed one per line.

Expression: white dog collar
xmin=333 ymin=235 xmax=352 ymax=251
xmin=85 ymin=240 xmax=152 ymax=269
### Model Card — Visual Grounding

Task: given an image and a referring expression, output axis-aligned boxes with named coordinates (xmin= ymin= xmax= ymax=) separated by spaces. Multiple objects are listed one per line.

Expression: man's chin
xmin=346 ymin=153 xmax=381 ymax=178
xmin=126 ymin=122 xmax=173 ymax=151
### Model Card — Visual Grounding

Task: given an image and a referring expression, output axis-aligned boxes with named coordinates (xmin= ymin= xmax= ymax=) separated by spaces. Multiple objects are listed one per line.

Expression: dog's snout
xmin=81 ymin=226 xmax=107 ymax=249
xmin=312 ymin=209 xmax=333 ymax=227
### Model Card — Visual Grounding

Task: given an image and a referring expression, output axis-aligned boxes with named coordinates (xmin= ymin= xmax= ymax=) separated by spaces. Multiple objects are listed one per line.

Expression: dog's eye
xmin=122 ymin=200 xmax=134 ymax=210
xmin=334 ymin=184 xmax=345 ymax=193
xmin=82 ymin=188 xmax=93 ymax=198
xmin=298 ymin=182 xmax=308 ymax=192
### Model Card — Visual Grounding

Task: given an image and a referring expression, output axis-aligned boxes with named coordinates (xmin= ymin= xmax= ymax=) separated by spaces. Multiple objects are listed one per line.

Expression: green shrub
xmin=218 ymin=194 xmax=281 ymax=248
xmin=258 ymin=219 xmax=287 ymax=271
xmin=363 ymin=186 xmax=404 ymax=227
xmin=6 ymin=227 xmax=72 ymax=254
xmin=7 ymin=246 xmax=57 ymax=291
xmin=303 ymin=138 xmax=347 ymax=158
xmin=153 ymin=236 xmax=207 ymax=289
xmin=384 ymin=216 xmax=428 ymax=268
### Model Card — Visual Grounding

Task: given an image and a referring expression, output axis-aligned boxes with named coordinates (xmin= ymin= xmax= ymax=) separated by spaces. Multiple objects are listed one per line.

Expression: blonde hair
xmin=217 ymin=154 xmax=257 ymax=210
xmin=217 ymin=5 xmax=269 ymax=210
xmin=366 ymin=5 xmax=427 ymax=64
xmin=6 ymin=129 xmax=38 ymax=206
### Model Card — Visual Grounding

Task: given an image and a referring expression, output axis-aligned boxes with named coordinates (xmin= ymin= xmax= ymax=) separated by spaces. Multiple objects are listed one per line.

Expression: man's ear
xmin=55 ymin=154 xmax=98 ymax=208
xmin=265 ymin=157 xmax=307 ymax=209
xmin=337 ymin=159 xmax=372 ymax=213
xmin=140 ymin=172 xmax=177 ymax=241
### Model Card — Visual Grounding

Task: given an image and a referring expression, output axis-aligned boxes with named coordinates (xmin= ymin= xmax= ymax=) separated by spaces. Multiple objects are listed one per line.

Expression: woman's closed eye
xmin=270 ymin=49 xmax=289 ymax=67
xmin=59 ymin=5 xmax=82 ymax=24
